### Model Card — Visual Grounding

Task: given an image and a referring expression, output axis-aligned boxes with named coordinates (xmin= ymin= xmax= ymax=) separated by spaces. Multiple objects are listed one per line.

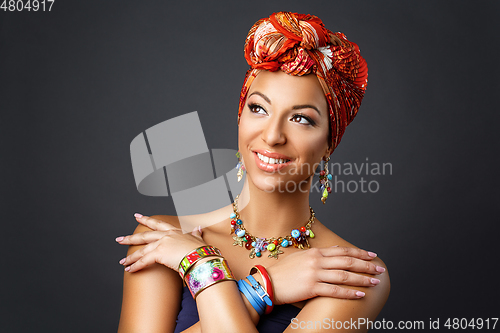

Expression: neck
xmin=235 ymin=177 xmax=314 ymax=238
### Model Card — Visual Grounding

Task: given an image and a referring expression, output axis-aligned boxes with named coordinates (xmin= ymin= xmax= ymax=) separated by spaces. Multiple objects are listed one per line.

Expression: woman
xmin=117 ymin=12 xmax=389 ymax=332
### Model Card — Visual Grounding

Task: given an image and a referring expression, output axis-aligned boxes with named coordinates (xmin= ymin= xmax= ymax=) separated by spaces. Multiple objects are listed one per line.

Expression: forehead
xmin=248 ymin=70 xmax=328 ymax=112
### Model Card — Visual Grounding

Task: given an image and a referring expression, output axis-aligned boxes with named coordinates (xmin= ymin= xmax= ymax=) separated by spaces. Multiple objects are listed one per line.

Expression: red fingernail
xmin=367 ymin=251 xmax=377 ymax=258
xmin=134 ymin=213 xmax=143 ymax=218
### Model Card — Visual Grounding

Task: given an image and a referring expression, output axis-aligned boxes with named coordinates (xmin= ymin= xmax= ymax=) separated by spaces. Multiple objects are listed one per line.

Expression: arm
xmin=117 ymin=219 xmax=183 ymax=333
xmin=284 ymin=256 xmax=390 ymax=333
xmin=179 ymin=279 xmax=261 ymax=333
xmin=118 ymin=215 xmax=260 ymax=333
xmin=185 ymin=249 xmax=388 ymax=333
xmin=118 ymin=215 xmax=388 ymax=332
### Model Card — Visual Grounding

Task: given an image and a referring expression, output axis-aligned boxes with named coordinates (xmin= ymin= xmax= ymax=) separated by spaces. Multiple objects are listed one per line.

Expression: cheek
xmin=237 ymin=113 xmax=257 ymax=152
xmin=297 ymin=124 xmax=330 ymax=160
xmin=303 ymin=135 xmax=328 ymax=162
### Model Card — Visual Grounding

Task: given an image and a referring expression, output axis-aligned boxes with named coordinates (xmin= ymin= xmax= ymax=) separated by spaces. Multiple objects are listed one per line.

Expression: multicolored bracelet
xmin=178 ymin=245 xmax=222 ymax=279
xmin=250 ymin=265 xmax=274 ymax=314
xmin=184 ymin=257 xmax=235 ymax=299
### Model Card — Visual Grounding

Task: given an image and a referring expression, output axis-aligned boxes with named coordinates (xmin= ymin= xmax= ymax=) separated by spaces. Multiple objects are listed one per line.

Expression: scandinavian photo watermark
xmin=262 ymin=158 xmax=393 ymax=194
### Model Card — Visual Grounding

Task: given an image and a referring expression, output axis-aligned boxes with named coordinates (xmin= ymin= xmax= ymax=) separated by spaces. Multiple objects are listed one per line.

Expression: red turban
xmin=238 ymin=11 xmax=368 ymax=150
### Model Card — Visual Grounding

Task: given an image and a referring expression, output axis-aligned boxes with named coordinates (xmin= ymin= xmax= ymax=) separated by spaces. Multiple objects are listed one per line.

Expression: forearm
xmin=182 ymin=269 xmax=265 ymax=333
xmin=196 ymin=280 xmax=258 ymax=332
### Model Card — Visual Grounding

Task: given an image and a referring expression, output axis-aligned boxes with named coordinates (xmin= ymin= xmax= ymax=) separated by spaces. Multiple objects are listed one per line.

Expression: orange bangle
xmin=250 ymin=265 xmax=274 ymax=314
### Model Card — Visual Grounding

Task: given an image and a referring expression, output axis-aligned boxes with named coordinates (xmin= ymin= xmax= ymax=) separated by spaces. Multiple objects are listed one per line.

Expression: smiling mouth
xmin=255 ymin=152 xmax=291 ymax=165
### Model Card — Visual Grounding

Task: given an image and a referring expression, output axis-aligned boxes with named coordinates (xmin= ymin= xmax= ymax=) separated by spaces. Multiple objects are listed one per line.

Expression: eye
xmin=290 ymin=114 xmax=315 ymax=126
xmin=248 ymin=103 xmax=267 ymax=115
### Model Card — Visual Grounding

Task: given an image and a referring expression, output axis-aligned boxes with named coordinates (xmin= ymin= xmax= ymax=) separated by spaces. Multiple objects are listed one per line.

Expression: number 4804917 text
xmin=1 ymin=0 xmax=55 ymax=11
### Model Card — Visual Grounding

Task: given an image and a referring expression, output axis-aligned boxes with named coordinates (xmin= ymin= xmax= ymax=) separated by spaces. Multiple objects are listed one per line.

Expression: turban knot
xmin=238 ymin=11 xmax=368 ymax=150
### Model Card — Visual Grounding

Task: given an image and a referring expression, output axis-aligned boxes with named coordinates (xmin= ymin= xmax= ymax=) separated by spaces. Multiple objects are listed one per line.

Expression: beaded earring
xmin=235 ymin=151 xmax=245 ymax=182
xmin=319 ymin=156 xmax=332 ymax=204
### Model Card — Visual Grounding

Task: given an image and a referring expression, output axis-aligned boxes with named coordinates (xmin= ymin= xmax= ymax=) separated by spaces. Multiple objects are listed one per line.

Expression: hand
xmin=266 ymin=246 xmax=386 ymax=304
xmin=115 ymin=214 xmax=206 ymax=273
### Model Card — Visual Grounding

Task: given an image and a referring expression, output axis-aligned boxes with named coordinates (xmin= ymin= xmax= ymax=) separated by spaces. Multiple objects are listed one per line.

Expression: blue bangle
xmin=246 ymin=275 xmax=273 ymax=307
xmin=237 ymin=279 xmax=265 ymax=315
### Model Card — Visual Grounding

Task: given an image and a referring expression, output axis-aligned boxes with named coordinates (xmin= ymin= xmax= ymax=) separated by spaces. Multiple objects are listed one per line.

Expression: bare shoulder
xmin=136 ymin=204 xmax=233 ymax=235
xmin=134 ymin=214 xmax=181 ymax=232
xmin=126 ymin=215 xmax=181 ymax=256
xmin=119 ymin=214 xmax=184 ymax=332
xmin=312 ymin=219 xmax=389 ymax=273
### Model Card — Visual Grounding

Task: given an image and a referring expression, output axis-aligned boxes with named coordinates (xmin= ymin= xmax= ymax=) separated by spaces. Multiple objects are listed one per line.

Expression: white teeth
xmin=256 ymin=153 xmax=289 ymax=164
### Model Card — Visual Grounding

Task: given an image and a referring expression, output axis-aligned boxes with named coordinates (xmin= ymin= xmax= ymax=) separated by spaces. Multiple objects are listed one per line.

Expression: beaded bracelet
xmin=178 ymin=245 xmax=222 ymax=279
xmin=250 ymin=265 xmax=274 ymax=314
xmin=184 ymin=257 xmax=235 ymax=299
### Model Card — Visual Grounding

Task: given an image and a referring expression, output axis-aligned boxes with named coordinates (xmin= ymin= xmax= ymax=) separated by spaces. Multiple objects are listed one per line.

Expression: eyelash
xmin=291 ymin=113 xmax=316 ymax=126
xmin=248 ymin=103 xmax=267 ymax=115
xmin=247 ymin=103 xmax=316 ymax=126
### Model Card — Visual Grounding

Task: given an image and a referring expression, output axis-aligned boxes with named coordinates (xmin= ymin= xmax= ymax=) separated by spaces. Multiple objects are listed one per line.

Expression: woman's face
xmin=238 ymin=70 xmax=331 ymax=193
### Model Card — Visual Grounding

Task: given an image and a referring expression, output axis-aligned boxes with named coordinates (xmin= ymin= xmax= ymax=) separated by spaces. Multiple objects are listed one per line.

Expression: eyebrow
xmin=248 ymin=91 xmax=321 ymax=115
xmin=292 ymin=104 xmax=321 ymax=116
xmin=248 ymin=91 xmax=271 ymax=104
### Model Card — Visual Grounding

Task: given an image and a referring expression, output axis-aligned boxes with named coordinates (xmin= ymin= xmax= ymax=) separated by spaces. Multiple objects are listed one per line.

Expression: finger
xmin=116 ymin=231 xmax=168 ymax=245
xmin=134 ymin=213 xmax=176 ymax=231
xmin=319 ymin=256 xmax=385 ymax=275
xmin=317 ymin=269 xmax=380 ymax=287
xmin=319 ymin=246 xmax=377 ymax=261
xmin=120 ymin=241 xmax=159 ymax=266
xmin=124 ymin=250 xmax=162 ymax=273
xmin=312 ymin=283 xmax=366 ymax=299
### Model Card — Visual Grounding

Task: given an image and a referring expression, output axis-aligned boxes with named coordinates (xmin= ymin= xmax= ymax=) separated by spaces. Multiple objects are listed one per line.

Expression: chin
xmin=247 ymin=170 xmax=312 ymax=195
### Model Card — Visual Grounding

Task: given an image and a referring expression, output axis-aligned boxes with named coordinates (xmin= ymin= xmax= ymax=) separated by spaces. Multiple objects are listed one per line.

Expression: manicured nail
xmin=356 ymin=291 xmax=365 ymax=297
xmin=376 ymin=266 xmax=386 ymax=273
xmin=371 ymin=278 xmax=380 ymax=285
xmin=367 ymin=251 xmax=377 ymax=258
xmin=115 ymin=236 xmax=124 ymax=242
xmin=125 ymin=266 xmax=131 ymax=272
xmin=134 ymin=213 xmax=143 ymax=218
xmin=119 ymin=258 xmax=126 ymax=265
xmin=198 ymin=225 xmax=202 ymax=233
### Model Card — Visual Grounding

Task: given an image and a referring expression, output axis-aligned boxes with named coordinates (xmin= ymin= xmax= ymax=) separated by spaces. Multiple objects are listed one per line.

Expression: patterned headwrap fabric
xmin=238 ymin=11 xmax=368 ymax=150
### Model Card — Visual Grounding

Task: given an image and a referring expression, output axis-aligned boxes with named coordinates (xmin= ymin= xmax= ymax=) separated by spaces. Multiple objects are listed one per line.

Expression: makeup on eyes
xmin=291 ymin=113 xmax=316 ymax=126
xmin=247 ymin=102 xmax=318 ymax=126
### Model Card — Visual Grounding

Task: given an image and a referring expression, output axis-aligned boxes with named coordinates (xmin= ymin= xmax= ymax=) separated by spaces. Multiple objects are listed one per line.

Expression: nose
xmin=261 ymin=115 xmax=286 ymax=146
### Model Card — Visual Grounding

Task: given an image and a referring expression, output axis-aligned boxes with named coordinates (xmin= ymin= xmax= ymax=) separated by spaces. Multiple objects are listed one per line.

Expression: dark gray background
xmin=1 ymin=1 xmax=499 ymax=332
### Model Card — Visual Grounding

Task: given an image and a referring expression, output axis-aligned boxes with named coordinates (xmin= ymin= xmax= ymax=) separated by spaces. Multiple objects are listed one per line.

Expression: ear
xmin=323 ymin=147 xmax=334 ymax=161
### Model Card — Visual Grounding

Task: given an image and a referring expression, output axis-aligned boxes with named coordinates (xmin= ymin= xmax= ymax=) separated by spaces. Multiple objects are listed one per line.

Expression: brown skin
xmin=118 ymin=70 xmax=390 ymax=332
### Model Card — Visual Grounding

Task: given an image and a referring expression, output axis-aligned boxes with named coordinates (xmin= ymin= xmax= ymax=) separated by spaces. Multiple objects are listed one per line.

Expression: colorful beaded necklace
xmin=230 ymin=195 xmax=316 ymax=259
